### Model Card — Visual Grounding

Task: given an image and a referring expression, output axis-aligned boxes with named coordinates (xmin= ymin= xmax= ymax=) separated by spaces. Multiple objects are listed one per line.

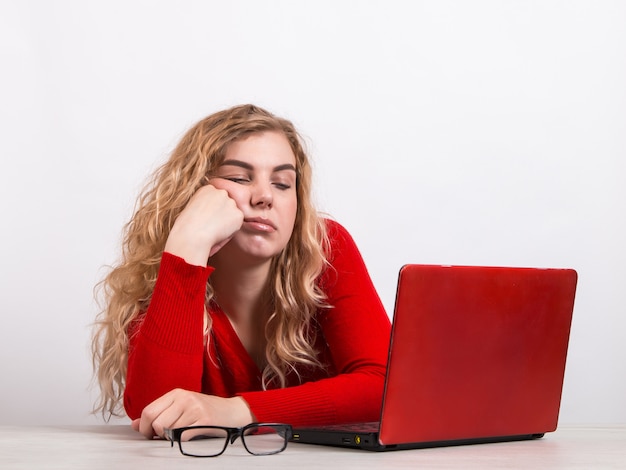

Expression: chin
xmin=230 ymin=237 xmax=286 ymax=262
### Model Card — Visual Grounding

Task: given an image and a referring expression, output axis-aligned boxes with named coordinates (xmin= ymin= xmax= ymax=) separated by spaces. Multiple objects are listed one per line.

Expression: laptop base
xmin=291 ymin=428 xmax=545 ymax=452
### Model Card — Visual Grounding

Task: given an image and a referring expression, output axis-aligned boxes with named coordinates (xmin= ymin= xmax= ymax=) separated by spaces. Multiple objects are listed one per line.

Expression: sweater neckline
xmin=209 ymin=300 xmax=263 ymax=375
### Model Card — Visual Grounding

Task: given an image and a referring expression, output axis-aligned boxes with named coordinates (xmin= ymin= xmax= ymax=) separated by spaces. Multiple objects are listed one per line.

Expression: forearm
xmin=241 ymin=370 xmax=386 ymax=427
xmin=124 ymin=252 xmax=212 ymax=419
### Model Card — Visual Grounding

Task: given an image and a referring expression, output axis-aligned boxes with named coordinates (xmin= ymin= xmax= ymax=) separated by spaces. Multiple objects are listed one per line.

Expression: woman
xmin=92 ymin=104 xmax=391 ymax=439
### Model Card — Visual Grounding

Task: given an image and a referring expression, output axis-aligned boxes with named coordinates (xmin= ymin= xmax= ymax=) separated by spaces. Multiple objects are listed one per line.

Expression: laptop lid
xmin=379 ymin=264 xmax=577 ymax=446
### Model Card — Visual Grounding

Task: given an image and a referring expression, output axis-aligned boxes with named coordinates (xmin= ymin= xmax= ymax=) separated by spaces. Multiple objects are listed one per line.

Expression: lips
xmin=243 ymin=217 xmax=277 ymax=232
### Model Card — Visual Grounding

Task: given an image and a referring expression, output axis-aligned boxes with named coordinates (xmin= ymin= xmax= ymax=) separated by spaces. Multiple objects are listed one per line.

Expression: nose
xmin=250 ymin=181 xmax=273 ymax=208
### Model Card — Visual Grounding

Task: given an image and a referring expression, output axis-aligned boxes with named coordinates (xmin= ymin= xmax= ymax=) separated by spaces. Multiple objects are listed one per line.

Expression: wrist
xmin=164 ymin=227 xmax=212 ymax=267
xmin=230 ymin=396 xmax=256 ymax=426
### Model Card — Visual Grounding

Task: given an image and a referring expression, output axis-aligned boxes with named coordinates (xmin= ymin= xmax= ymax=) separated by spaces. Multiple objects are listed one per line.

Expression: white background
xmin=1 ymin=1 xmax=624 ymax=425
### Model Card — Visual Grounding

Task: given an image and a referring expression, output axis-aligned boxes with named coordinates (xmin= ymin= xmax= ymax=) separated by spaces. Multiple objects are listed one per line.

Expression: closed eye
xmin=273 ymin=182 xmax=291 ymax=190
xmin=222 ymin=176 xmax=250 ymax=184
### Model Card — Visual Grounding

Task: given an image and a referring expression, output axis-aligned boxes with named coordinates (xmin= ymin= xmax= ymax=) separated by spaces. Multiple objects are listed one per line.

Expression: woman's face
xmin=209 ymin=131 xmax=298 ymax=263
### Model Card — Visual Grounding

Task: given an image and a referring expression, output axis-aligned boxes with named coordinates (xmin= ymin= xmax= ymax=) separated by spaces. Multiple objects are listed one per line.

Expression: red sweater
xmin=124 ymin=219 xmax=391 ymax=427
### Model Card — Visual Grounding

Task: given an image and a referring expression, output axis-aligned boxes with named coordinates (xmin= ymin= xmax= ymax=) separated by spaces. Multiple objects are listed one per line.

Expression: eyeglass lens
xmin=242 ymin=425 xmax=288 ymax=455
xmin=179 ymin=428 xmax=229 ymax=457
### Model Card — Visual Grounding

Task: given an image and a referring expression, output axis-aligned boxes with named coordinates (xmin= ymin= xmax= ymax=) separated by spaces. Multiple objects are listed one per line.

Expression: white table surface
xmin=0 ymin=424 xmax=624 ymax=469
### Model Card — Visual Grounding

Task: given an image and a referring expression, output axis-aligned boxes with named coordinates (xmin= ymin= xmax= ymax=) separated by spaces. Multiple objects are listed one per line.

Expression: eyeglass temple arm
xmin=163 ymin=429 xmax=175 ymax=446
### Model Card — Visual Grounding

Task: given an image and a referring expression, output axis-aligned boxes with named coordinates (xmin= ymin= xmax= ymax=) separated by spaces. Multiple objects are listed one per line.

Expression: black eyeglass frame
xmin=164 ymin=423 xmax=293 ymax=457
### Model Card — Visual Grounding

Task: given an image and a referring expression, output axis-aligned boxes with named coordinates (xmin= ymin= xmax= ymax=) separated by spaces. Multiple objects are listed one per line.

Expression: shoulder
xmin=320 ymin=217 xmax=364 ymax=265
xmin=317 ymin=218 xmax=380 ymax=305
xmin=322 ymin=218 xmax=354 ymax=245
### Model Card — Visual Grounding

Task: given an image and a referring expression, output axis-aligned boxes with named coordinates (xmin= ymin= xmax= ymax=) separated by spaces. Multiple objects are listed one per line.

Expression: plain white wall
xmin=1 ymin=1 xmax=624 ymax=425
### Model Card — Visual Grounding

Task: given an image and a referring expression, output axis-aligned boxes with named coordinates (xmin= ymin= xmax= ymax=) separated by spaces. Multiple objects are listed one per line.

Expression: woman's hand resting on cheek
xmin=164 ymin=184 xmax=244 ymax=267
xmin=131 ymin=388 xmax=255 ymax=439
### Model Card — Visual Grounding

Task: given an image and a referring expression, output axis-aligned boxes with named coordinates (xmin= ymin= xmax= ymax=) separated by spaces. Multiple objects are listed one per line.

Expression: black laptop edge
xmin=290 ymin=427 xmax=545 ymax=452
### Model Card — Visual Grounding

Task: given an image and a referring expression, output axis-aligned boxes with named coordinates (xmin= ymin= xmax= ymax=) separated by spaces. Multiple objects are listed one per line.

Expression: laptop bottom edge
xmin=290 ymin=430 xmax=546 ymax=452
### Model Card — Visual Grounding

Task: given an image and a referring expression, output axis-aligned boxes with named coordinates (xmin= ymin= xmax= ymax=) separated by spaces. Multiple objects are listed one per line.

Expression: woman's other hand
xmin=131 ymin=388 xmax=255 ymax=439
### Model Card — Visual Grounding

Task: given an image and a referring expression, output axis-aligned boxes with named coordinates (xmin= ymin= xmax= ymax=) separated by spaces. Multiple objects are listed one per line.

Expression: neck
xmin=209 ymin=253 xmax=273 ymax=323
xmin=209 ymin=256 xmax=273 ymax=370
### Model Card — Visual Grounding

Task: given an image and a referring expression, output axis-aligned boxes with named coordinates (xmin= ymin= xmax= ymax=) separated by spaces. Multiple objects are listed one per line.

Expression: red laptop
xmin=291 ymin=264 xmax=578 ymax=451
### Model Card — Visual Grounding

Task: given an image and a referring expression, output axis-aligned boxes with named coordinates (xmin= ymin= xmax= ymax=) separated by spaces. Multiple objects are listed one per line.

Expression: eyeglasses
xmin=164 ymin=423 xmax=292 ymax=457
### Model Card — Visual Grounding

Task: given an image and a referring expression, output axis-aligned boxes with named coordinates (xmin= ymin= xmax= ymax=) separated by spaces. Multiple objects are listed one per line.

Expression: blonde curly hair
xmin=92 ymin=104 xmax=329 ymax=419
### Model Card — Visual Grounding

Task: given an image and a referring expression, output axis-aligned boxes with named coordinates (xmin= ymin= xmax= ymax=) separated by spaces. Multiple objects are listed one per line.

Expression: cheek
xmin=284 ymin=196 xmax=298 ymax=223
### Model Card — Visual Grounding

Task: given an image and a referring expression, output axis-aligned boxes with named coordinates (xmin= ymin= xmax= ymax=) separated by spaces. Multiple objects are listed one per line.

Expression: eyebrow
xmin=221 ymin=159 xmax=296 ymax=173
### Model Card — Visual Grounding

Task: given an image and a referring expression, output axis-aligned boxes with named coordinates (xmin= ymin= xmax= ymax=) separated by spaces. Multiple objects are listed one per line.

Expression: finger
xmin=151 ymin=406 xmax=186 ymax=439
xmin=131 ymin=419 xmax=140 ymax=432
xmin=138 ymin=392 xmax=177 ymax=439
xmin=142 ymin=394 xmax=191 ymax=439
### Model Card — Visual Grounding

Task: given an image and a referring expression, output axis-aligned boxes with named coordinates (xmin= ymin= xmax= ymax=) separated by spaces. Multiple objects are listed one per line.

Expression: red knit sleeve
xmin=240 ymin=219 xmax=391 ymax=426
xmin=123 ymin=252 xmax=213 ymax=419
